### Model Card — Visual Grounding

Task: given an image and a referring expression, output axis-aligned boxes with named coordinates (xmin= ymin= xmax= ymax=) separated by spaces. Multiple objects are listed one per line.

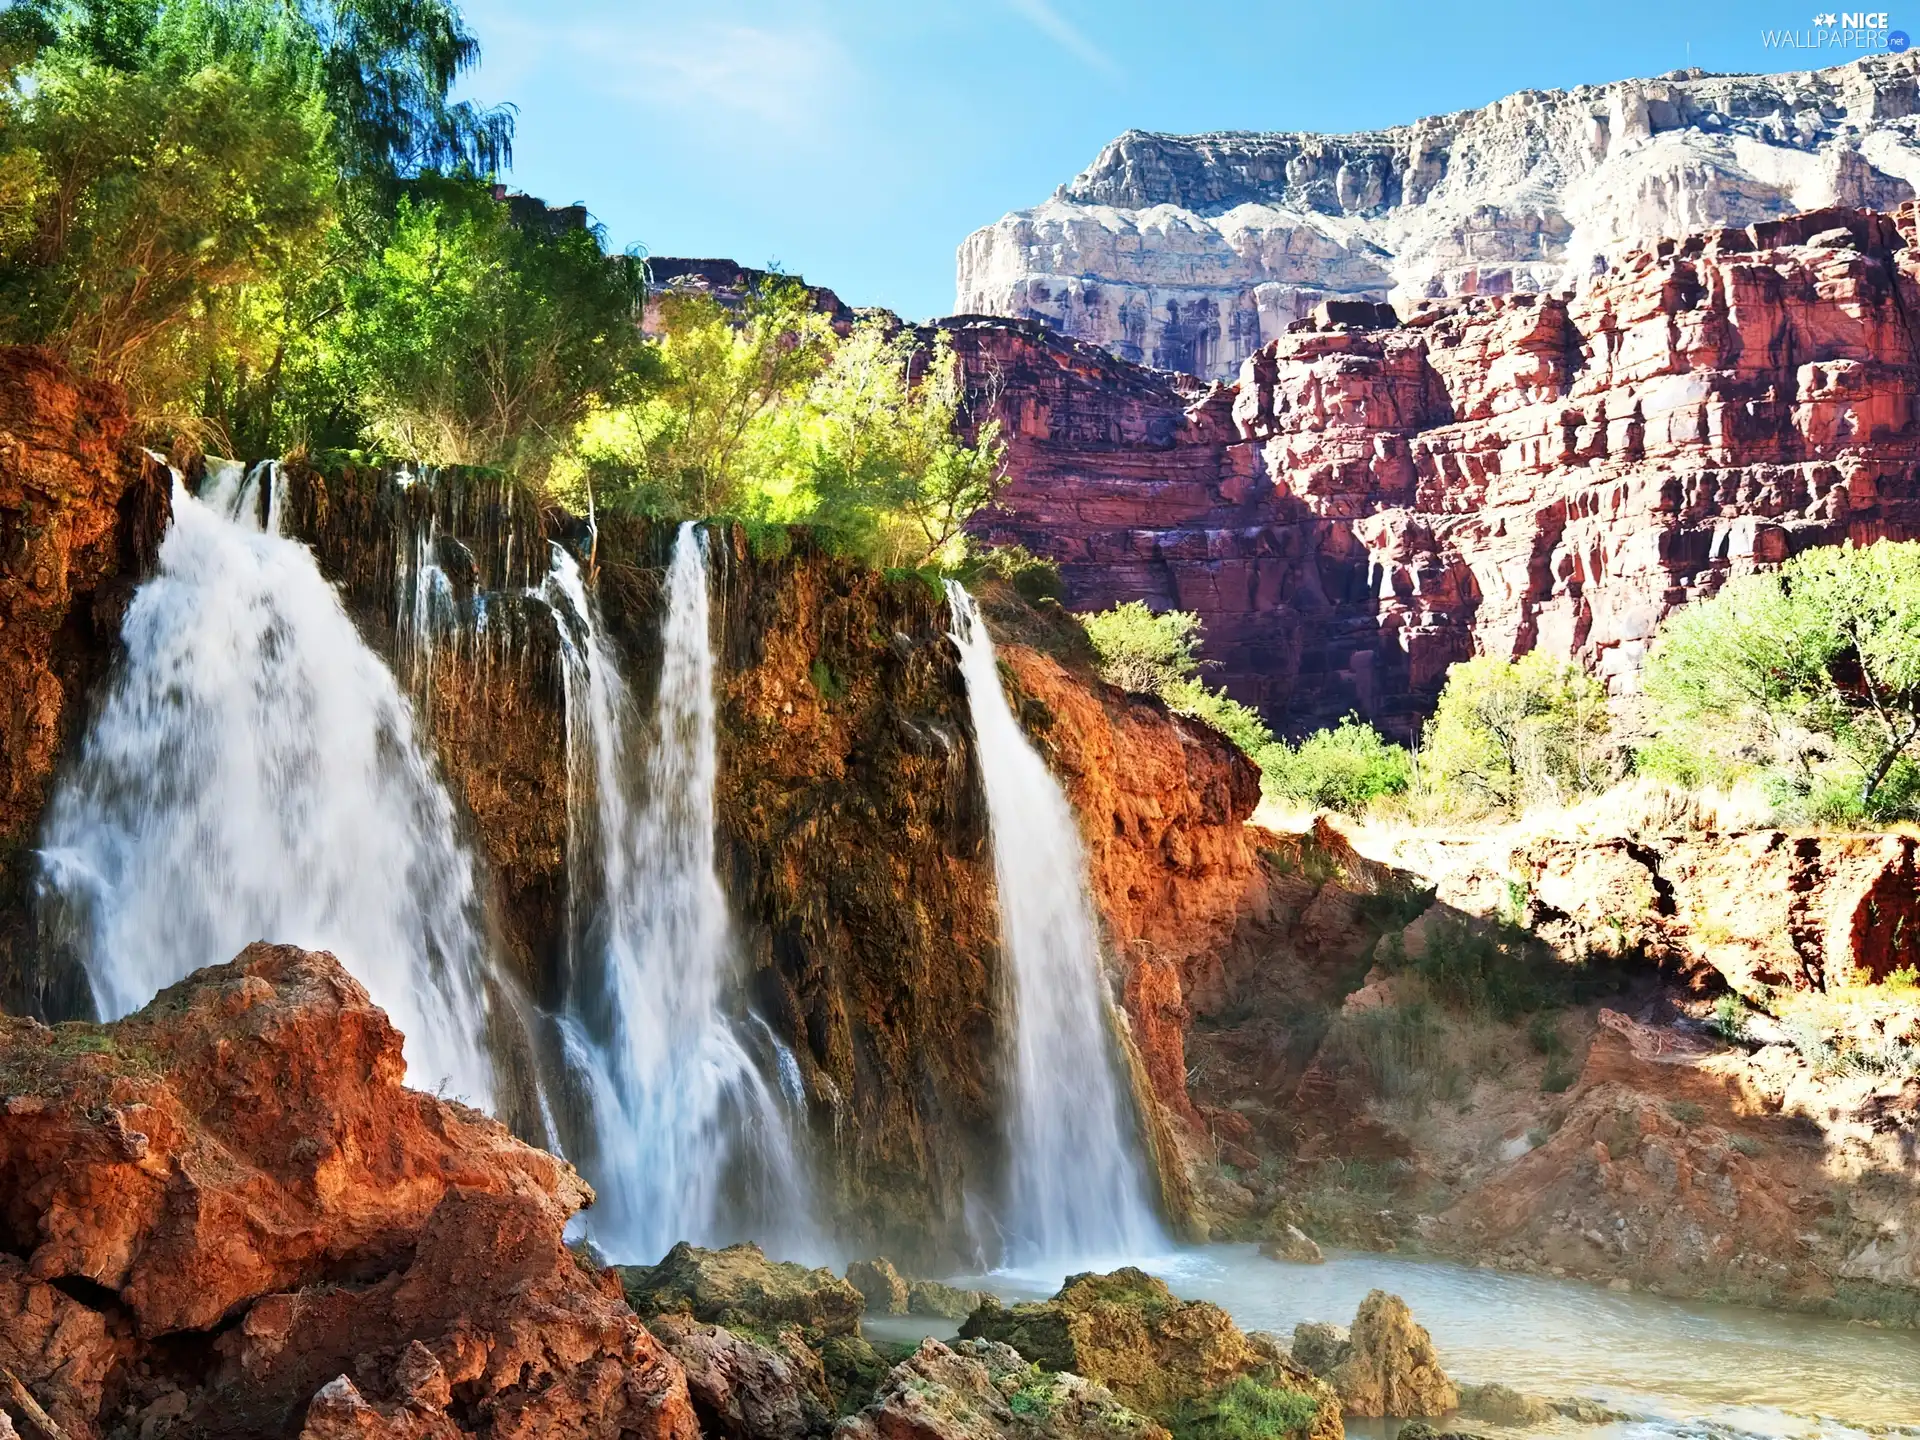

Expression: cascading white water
xmin=36 ymin=466 xmax=500 ymax=1106
xmin=535 ymin=523 xmax=806 ymax=1261
xmin=946 ymin=582 xmax=1165 ymax=1267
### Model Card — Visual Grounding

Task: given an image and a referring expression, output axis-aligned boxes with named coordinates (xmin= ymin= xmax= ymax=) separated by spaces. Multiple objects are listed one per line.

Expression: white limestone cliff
xmin=955 ymin=54 xmax=1920 ymax=378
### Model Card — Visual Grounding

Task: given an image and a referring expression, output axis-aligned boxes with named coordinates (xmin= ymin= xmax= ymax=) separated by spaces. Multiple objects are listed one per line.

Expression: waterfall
xmin=946 ymin=583 xmax=1165 ymax=1267
xmin=35 ymin=466 xmax=500 ymax=1106
xmin=536 ymin=522 xmax=806 ymax=1262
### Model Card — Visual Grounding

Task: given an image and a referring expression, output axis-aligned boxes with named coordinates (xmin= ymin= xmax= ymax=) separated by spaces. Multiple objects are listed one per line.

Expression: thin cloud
xmin=1002 ymin=0 xmax=1122 ymax=77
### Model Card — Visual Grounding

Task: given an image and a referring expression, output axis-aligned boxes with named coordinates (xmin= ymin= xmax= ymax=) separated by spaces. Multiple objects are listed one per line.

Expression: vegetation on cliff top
xmin=0 ymin=0 xmax=1009 ymax=565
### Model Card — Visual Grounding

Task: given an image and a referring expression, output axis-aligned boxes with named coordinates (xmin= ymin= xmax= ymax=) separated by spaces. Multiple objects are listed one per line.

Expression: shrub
xmin=1162 ymin=676 xmax=1274 ymax=757
xmin=1168 ymin=1375 xmax=1323 ymax=1440
xmin=1643 ymin=540 xmax=1920 ymax=822
xmin=1421 ymin=652 xmax=1616 ymax=815
xmin=1259 ymin=716 xmax=1412 ymax=814
xmin=1082 ymin=602 xmax=1204 ymax=695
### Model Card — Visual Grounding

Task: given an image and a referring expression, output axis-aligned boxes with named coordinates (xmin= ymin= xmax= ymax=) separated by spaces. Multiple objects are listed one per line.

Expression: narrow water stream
xmin=874 ymin=1246 xmax=1920 ymax=1439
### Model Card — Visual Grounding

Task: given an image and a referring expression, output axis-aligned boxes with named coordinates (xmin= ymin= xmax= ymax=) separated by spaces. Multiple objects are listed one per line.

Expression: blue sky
xmin=456 ymin=0 xmax=1893 ymax=320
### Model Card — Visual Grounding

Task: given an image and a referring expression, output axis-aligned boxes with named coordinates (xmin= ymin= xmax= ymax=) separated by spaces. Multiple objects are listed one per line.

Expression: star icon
xmin=1818 ymin=11 xmax=1839 ymax=22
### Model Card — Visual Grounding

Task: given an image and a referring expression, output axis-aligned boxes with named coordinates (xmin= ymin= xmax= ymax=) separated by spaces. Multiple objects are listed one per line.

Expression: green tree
xmin=560 ymin=284 xmax=834 ymax=518
xmin=1080 ymin=600 xmax=1274 ymax=757
xmin=1260 ymin=715 xmax=1413 ymax=814
xmin=1644 ymin=540 xmax=1920 ymax=817
xmin=1081 ymin=601 xmax=1205 ymax=694
xmin=0 ymin=14 xmax=334 ymax=404
xmin=1422 ymin=651 xmax=1615 ymax=813
xmin=315 ymin=179 xmax=644 ymax=478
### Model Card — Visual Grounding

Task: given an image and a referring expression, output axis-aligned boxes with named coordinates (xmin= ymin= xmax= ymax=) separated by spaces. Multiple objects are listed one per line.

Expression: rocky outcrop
xmin=0 ymin=942 xmax=697 ymax=1440
xmin=967 ymin=205 xmax=1920 ymax=732
xmin=957 ymin=54 xmax=1920 ymax=380
xmin=959 ymin=1269 xmax=1333 ymax=1434
xmin=0 ymin=346 xmax=169 ymax=1016
xmin=1326 ymin=1292 xmax=1456 ymax=1420
xmin=649 ymin=1313 xmax=835 ymax=1440
xmin=847 ymin=1259 xmax=911 ymax=1316
xmin=620 ymin=1243 xmax=866 ymax=1341
xmin=835 ymin=1337 xmax=1169 ymax=1440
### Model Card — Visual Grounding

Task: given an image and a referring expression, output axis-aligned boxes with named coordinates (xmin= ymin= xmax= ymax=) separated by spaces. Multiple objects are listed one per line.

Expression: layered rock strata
xmin=958 ymin=55 xmax=1920 ymax=380
xmin=964 ymin=205 xmax=1920 ymax=732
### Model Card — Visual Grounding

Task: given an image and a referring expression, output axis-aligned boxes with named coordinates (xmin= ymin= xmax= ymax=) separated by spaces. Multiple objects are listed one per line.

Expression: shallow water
xmin=909 ymin=1244 xmax=1920 ymax=1438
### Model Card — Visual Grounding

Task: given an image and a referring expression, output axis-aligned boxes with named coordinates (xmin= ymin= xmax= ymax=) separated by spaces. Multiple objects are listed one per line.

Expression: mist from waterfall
xmin=35 ymin=460 xmax=500 ymax=1106
xmin=536 ymin=523 xmax=808 ymax=1262
xmin=946 ymin=582 xmax=1164 ymax=1268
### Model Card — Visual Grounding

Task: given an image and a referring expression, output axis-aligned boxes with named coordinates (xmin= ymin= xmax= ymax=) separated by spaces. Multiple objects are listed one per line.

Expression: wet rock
xmin=1393 ymin=1425 xmax=1488 ymax=1440
xmin=960 ymin=1267 xmax=1330 ymax=1440
xmin=961 ymin=1269 xmax=1248 ymax=1412
xmin=622 ymin=1244 xmax=865 ymax=1341
xmin=909 ymin=1281 xmax=994 ymax=1322
xmin=1286 ymin=1323 xmax=1349 ymax=1379
xmin=833 ymin=1337 xmax=1168 ymax=1440
xmin=1258 ymin=1227 xmax=1325 ymax=1265
xmin=820 ymin=1335 xmax=898 ymax=1416
xmin=847 ymin=1260 xmax=909 ymax=1316
xmin=650 ymin=1314 xmax=834 ymax=1440
xmin=1549 ymin=1397 xmax=1629 ymax=1425
xmin=1456 ymin=1383 xmax=1553 ymax=1427
xmin=1329 ymin=1291 xmax=1457 ymax=1418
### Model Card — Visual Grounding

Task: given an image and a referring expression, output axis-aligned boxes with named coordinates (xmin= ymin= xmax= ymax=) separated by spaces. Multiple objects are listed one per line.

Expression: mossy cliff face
xmin=5 ymin=431 xmax=1273 ymax=1259
xmin=702 ymin=531 xmax=1008 ymax=1263
xmin=0 ymin=347 xmax=170 ymax=1017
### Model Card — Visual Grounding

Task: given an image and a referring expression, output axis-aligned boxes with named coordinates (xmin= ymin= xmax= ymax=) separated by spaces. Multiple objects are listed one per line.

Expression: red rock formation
xmin=0 ymin=346 xmax=170 ymax=1011
xmin=995 ymin=641 xmax=1266 ymax=1134
xmin=0 ymin=943 xmax=696 ymax=1440
xmin=965 ymin=206 xmax=1920 ymax=735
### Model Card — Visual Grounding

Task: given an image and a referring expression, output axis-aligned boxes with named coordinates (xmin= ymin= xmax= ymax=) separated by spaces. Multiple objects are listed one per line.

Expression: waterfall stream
xmin=36 ymin=463 xmax=501 ymax=1106
xmin=537 ymin=523 xmax=807 ymax=1261
xmin=947 ymin=583 xmax=1164 ymax=1266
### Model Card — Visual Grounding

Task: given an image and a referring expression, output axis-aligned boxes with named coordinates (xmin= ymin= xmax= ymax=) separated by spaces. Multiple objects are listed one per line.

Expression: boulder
xmin=621 ymin=1244 xmax=865 ymax=1341
xmin=847 ymin=1260 xmax=910 ymax=1316
xmin=0 ymin=943 xmax=586 ymax=1338
xmin=820 ymin=1335 xmax=898 ymax=1416
xmin=832 ymin=1337 xmax=1168 ymax=1440
xmin=199 ymin=1186 xmax=699 ymax=1440
xmin=1287 ymin=1323 xmax=1348 ymax=1379
xmin=1258 ymin=1227 xmax=1324 ymax=1265
xmin=0 ymin=945 xmax=696 ymax=1440
xmin=650 ymin=1314 xmax=834 ymax=1440
xmin=1329 ymin=1291 xmax=1457 ymax=1419
xmin=1456 ymin=1383 xmax=1552 ymax=1427
xmin=909 ymin=1280 xmax=994 ymax=1322
xmin=960 ymin=1269 xmax=1249 ymax=1412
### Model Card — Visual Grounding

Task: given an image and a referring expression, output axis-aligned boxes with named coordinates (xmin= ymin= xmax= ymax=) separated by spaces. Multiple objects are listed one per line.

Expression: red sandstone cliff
xmin=964 ymin=205 xmax=1920 ymax=735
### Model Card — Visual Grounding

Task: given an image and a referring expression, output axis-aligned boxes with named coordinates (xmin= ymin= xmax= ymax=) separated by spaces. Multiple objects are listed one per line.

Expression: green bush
xmin=1082 ymin=602 xmax=1205 ymax=695
xmin=1421 ymin=652 xmax=1615 ymax=815
xmin=1403 ymin=916 xmax=1591 ymax=1021
xmin=1259 ymin=715 xmax=1412 ymax=814
xmin=1168 ymin=1375 xmax=1322 ymax=1440
xmin=1643 ymin=540 xmax=1920 ymax=822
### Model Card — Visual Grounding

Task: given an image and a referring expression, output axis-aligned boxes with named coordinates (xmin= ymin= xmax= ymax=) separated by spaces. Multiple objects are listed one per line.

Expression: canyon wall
xmin=963 ymin=205 xmax=1920 ymax=734
xmin=0 ymin=367 xmax=1267 ymax=1264
xmin=957 ymin=53 xmax=1920 ymax=380
xmin=0 ymin=350 xmax=169 ymax=1018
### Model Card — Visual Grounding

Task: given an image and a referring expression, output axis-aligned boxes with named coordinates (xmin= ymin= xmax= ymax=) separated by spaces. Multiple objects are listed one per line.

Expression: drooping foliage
xmin=1080 ymin=601 xmax=1276 ymax=759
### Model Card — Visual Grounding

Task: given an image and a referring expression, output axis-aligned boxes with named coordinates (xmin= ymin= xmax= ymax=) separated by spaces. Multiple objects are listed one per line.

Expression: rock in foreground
xmin=1327 ymin=1291 xmax=1457 ymax=1419
xmin=960 ymin=1268 xmax=1339 ymax=1439
xmin=835 ymin=1337 xmax=1169 ymax=1440
xmin=621 ymin=1242 xmax=867 ymax=1340
xmin=0 ymin=943 xmax=695 ymax=1440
